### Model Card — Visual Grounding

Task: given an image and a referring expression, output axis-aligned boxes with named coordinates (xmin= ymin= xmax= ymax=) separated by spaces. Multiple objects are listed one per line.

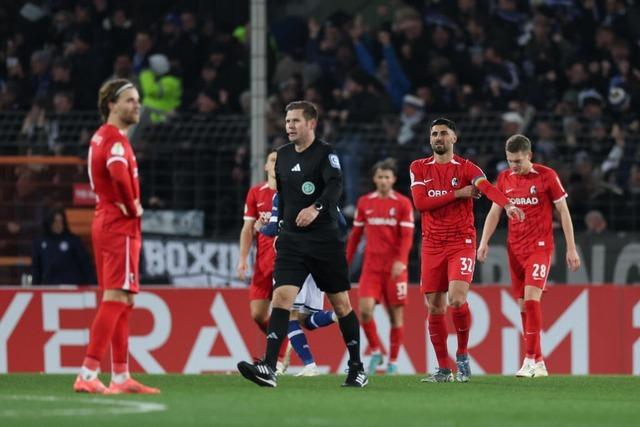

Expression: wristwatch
xmin=313 ymin=202 xmax=324 ymax=212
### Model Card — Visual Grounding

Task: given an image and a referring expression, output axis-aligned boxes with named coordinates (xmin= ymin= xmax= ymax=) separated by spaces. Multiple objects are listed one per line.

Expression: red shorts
xmin=359 ymin=264 xmax=408 ymax=306
xmin=92 ymin=230 xmax=140 ymax=293
xmin=508 ymin=248 xmax=552 ymax=299
xmin=420 ymin=246 xmax=476 ymax=294
xmin=249 ymin=261 xmax=273 ymax=301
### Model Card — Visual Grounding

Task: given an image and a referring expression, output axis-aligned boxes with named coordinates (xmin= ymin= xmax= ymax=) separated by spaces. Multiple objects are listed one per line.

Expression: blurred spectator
xmin=501 ymin=111 xmax=525 ymax=136
xmin=132 ymin=30 xmax=154 ymax=74
xmin=66 ymin=29 xmax=102 ymax=109
xmin=584 ymin=210 xmax=608 ymax=235
xmin=47 ymin=91 xmax=81 ymax=155
xmin=157 ymin=13 xmax=199 ymax=84
xmin=331 ymin=70 xmax=383 ymax=212
xmin=608 ymin=86 xmax=637 ymax=129
xmin=393 ymin=6 xmax=430 ymax=86
xmin=139 ymin=53 xmax=182 ymax=123
xmin=483 ymin=45 xmax=520 ymax=110
xmin=50 ymin=57 xmax=73 ymax=95
xmin=533 ymin=120 xmax=558 ymax=162
xmin=628 ymin=163 xmax=640 ymax=195
xmin=19 ymin=96 xmax=48 ymax=154
xmin=578 ymin=88 xmax=605 ymax=121
xmin=29 ymin=49 xmax=51 ymax=101
xmin=102 ymin=8 xmax=134 ymax=57
xmin=0 ymin=81 xmax=22 ymax=112
xmin=31 ymin=209 xmax=95 ymax=285
xmin=397 ymin=94 xmax=424 ymax=146
xmin=351 ymin=17 xmax=411 ymax=111
xmin=487 ymin=0 xmax=527 ymax=52
xmin=105 ymin=53 xmax=139 ymax=89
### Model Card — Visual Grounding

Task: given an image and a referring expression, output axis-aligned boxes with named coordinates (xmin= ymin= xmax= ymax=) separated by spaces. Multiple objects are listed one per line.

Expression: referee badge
xmin=301 ymin=181 xmax=316 ymax=195
xmin=328 ymin=154 xmax=341 ymax=169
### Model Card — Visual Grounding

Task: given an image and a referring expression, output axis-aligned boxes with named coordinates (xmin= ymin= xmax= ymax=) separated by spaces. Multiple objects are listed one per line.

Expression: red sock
xmin=111 ymin=304 xmax=133 ymax=374
xmin=85 ymin=301 xmax=128 ymax=363
xmin=451 ymin=303 xmax=470 ymax=356
xmin=524 ymin=300 xmax=542 ymax=360
xmin=520 ymin=310 xmax=527 ymax=343
xmin=428 ymin=313 xmax=450 ymax=369
xmin=361 ymin=319 xmax=381 ymax=352
xmin=389 ymin=327 xmax=403 ymax=362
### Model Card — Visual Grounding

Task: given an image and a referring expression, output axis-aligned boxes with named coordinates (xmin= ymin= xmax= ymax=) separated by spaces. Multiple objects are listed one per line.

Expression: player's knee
xmin=331 ymin=300 xmax=352 ymax=317
xmin=272 ymin=292 xmax=295 ymax=309
xmin=448 ymin=298 xmax=466 ymax=308
xmin=251 ymin=311 xmax=268 ymax=324
xmin=427 ymin=303 xmax=446 ymax=315
xmin=360 ymin=309 xmax=374 ymax=323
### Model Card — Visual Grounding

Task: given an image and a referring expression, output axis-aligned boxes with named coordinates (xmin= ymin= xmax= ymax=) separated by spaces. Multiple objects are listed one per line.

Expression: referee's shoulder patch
xmin=328 ymin=154 xmax=341 ymax=169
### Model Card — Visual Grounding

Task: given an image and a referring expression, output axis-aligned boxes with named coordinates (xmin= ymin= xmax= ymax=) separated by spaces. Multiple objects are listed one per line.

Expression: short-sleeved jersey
xmin=496 ymin=163 xmax=567 ymax=256
xmin=410 ymin=155 xmax=486 ymax=251
xmin=243 ymin=182 xmax=276 ymax=269
xmin=275 ymin=139 xmax=343 ymax=234
xmin=352 ymin=191 xmax=414 ymax=262
xmin=88 ymin=123 xmax=140 ymax=237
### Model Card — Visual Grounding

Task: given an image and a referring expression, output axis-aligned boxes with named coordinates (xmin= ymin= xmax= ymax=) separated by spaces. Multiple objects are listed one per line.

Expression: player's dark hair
xmin=98 ymin=78 xmax=135 ymax=122
xmin=430 ymin=117 xmax=456 ymax=133
xmin=372 ymin=157 xmax=397 ymax=176
xmin=505 ymin=134 xmax=532 ymax=153
xmin=285 ymin=100 xmax=318 ymax=121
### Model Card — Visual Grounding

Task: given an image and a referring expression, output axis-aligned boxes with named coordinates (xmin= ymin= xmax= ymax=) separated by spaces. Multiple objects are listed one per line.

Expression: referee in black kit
xmin=237 ymin=101 xmax=368 ymax=388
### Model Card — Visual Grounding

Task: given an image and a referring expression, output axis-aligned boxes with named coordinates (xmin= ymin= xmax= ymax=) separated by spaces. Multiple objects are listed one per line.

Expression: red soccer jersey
xmin=346 ymin=190 xmax=414 ymax=268
xmin=88 ymin=123 xmax=140 ymax=237
xmin=496 ymin=163 xmax=567 ymax=256
xmin=243 ymin=182 xmax=276 ymax=271
xmin=410 ymin=155 xmax=486 ymax=251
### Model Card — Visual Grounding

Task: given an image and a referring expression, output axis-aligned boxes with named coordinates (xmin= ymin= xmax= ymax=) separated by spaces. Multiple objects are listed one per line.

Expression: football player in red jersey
xmin=346 ymin=158 xmax=414 ymax=375
xmin=237 ymin=151 xmax=277 ymax=333
xmin=478 ymin=134 xmax=580 ymax=378
xmin=237 ymin=150 xmax=289 ymax=373
xmin=410 ymin=118 xmax=524 ymax=382
xmin=74 ymin=79 xmax=159 ymax=394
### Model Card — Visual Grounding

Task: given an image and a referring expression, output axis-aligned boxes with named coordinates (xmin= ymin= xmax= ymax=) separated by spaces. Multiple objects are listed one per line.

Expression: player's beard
xmin=432 ymin=144 xmax=448 ymax=155
xmin=122 ymin=111 xmax=140 ymax=126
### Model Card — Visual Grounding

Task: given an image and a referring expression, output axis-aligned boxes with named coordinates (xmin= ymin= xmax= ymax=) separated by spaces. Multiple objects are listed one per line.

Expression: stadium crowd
xmin=0 ymin=0 xmax=639 ymax=248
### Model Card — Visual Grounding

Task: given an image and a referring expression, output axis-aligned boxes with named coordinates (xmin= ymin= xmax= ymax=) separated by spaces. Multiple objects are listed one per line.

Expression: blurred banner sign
xmin=142 ymin=210 xmax=205 ymax=237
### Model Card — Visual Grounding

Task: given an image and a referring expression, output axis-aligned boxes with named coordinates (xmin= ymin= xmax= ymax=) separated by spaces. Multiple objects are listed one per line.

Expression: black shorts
xmin=273 ymin=230 xmax=350 ymax=294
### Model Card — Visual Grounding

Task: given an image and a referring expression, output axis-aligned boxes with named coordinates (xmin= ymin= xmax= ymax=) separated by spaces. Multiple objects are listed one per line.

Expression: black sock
xmin=338 ymin=310 xmax=361 ymax=364
xmin=264 ymin=307 xmax=290 ymax=370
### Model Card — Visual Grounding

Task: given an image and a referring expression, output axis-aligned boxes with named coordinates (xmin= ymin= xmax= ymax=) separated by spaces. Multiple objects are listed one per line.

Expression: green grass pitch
xmin=0 ymin=374 xmax=638 ymax=426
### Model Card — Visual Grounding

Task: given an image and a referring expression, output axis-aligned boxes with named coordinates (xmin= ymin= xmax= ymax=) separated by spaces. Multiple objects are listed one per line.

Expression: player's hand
xmin=455 ymin=185 xmax=481 ymax=199
xmin=273 ymin=235 xmax=278 ymax=253
xmin=115 ymin=202 xmax=128 ymax=216
xmin=253 ymin=213 xmax=268 ymax=233
xmin=566 ymin=248 xmax=580 ymax=272
xmin=504 ymin=203 xmax=525 ymax=222
xmin=477 ymin=243 xmax=489 ymax=262
xmin=390 ymin=260 xmax=406 ymax=278
xmin=236 ymin=259 xmax=248 ymax=280
xmin=295 ymin=205 xmax=319 ymax=227
xmin=134 ymin=199 xmax=144 ymax=217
